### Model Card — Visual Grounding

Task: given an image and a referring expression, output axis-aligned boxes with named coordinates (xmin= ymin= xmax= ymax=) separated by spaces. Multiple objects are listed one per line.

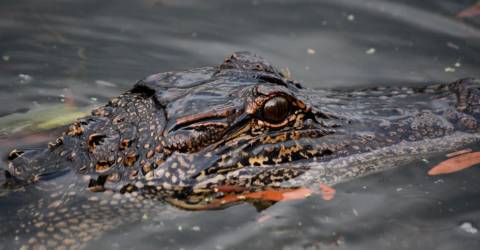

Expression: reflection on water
xmin=0 ymin=0 xmax=479 ymax=249
xmin=1 ymin=0 xmax=479 ymax=116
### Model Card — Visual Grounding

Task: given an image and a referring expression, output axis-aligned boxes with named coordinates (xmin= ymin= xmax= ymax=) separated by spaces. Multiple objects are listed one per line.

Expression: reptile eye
xmin=262 ymin=96 xmax=290 ymax=124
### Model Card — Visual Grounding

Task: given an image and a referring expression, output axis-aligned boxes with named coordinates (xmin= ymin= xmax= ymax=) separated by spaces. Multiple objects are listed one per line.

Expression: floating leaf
xmin=428 ymin=152 xmax=480 ymax=175
xmin=446 ymin=148 xmax=472 ymax=158
xmin=319 ymin=183 xmax=336 ymax=201
xmin=242 ymin=187 xmax=312 ymax=202
xmin=0 ymin=132 xmax=56 ymax=148
xmin=37 ymin=110 xmax=90 ymax=130
xmin=256 ymin=214 xmax=273 ymax=223
xmin=457 ymin=2 xmax=480 ymax=18
xmin=277 ymin=188 xmax=312 ymax=201
xmin=0 ymin=104 xmax=91 ymax=135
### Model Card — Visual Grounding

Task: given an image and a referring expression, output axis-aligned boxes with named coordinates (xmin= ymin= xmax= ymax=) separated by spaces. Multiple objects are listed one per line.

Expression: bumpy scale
xmin=1 ymin=52 xmax=480 ymax=249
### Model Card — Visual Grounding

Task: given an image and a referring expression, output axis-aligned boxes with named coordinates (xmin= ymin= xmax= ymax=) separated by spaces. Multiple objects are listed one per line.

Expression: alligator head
xmin=136 ymin=52 xmax=345 ymax=192
xmin=5 ymin=52 xmax=480 ymax=198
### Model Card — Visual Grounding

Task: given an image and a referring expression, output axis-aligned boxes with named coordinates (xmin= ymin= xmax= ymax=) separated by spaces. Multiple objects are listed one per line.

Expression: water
xmin=1 ymin=0 xmax=480 ymax=249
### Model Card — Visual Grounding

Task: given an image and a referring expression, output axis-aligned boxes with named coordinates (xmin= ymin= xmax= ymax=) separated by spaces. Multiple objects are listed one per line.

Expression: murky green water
xmin=1 ymin=0 xmax=479 ymax=249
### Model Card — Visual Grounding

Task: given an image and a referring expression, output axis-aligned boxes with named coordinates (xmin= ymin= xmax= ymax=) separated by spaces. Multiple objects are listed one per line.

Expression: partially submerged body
xmin=1 ymin=52 xmax=479 ymax=249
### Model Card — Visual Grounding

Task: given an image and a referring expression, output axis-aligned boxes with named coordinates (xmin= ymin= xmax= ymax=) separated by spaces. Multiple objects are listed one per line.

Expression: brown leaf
xmin=428 ymin=152 xmax=480 ymax=175
xmin=280 ymin=188 xmax=312 ymax=201
xmin=243 ymin=187 xmax=312 ymax=202
xmin=319 ymin=183 xmax=336 ymax=201
xmin=446 ymin=148 xmax=472 ymax=158
xmin=457 ymin=2 xmax=480 ymax=18
xmin=256 ymin=214 xmax=273 ymax=223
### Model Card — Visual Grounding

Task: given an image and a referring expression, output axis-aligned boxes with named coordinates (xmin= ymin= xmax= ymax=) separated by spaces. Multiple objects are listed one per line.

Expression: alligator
xmin=1 ymin=52 xmax=479 ymax=249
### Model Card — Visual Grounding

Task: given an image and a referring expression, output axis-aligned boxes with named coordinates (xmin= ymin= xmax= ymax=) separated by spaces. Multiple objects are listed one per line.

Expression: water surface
xmin=1 ymin=0 xmax=479 ymax=249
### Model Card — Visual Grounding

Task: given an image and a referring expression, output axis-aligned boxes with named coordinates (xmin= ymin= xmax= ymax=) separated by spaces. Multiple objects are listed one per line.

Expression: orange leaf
xmin=256 ymin=214 xmax=273 ymax=223
xmin=428 ymin=152 xmax=480 ymax=175
xmin=281 ymin=188 xmax=312 ymax=201
xmin=446 ymin=148 xmax=472 ymax=158
xmin=197 ymin=187 xmax=313 ymax=209
xmin=457 ymin=3 xmax=480 ymax=18
xmin=243 ymin=187 xmax=312 ymax=202
xmin=243 ymin=189 xmax=284 ymax=201
xmin=319 ymin=183 xmax=336 ymax=201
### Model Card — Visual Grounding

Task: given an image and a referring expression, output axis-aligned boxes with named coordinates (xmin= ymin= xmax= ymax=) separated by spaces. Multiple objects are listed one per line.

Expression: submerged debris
xmin=446 ymin=42 xmax=460 ymax=50
xmin=444 ymin=62 xmax=461 ymax=73
xmin=319 ymin=183 xmax=335 ymax=201
xmin=95 ymin=80 xmax=117 ymax=87
xmin=365 ymin=48 xmax=376 ymax=55
xmin=457 ymin=3 xmax=480 ymax=18
xmin=444 ymin=67 xmax=455 ymax=73
xmin=459 ymin=222 xmax=478 ymax=234
xmin=18 ymin=73 xmax=33 ymax=84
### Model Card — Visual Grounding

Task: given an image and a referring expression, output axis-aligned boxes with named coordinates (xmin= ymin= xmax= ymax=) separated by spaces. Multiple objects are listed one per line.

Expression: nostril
xmin=7 ymin=149 xmax=24 ymax=161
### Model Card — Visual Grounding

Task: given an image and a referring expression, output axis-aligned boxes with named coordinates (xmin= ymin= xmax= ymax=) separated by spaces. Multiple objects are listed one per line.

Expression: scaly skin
xmin=1 ymin=52 xmax=479 ymax=249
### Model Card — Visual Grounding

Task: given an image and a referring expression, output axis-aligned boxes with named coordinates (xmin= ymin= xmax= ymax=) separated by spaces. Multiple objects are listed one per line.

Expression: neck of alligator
xmin=282 ymin=83 xmax=480 ymax=187
xmin=303 ymin=83 xmax=478 ymax=149
xmin=4 ymin=52 xmax=480 ymax=193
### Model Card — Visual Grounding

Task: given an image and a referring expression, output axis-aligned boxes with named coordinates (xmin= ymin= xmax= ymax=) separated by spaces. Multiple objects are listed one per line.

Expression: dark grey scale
xmin=208 ymin=131 xmax=336 ymax=169
xmin=60 ymin=119 xmax=121 ymax=190
xmin=161 ymin=127 xmax=226 ymax=154
xmin=311 ymin=143 xmax=346 ymax=161
xmin=245 ymin=128 xmax=335 ymax=149
xmin=441 ymin=108 xmax=479 ymax=132
xmin=151 ymin=156 xmax=185 ymax=187
xmin=89 ymin=132 xmax=121 ymax=172
xmin=220 ymin=166 xmax=307 ymax=188
xmin=396 ymin=116 xmax=452 ymax=140
xmin=450 ymin=78 xmax=480 ymax=115
xmin=3 ymin=52 xmax=480 ymax=248
xmin=181 ymin=151 xmax=228 ymax=183
xmin=7 ymin=120 xmax=101 ymax=183
xmin=98 ymin=93 xmax=157 ymax=183
xmin=10 ymin=186 xmax=155 ymax=249
xmin=91 ymin=105 xmax=114 ymax=117
xmin=117 ymin=124 xmax=138 ymax=153
xmin=202 ymin=158 xmax=241 ymax=177
xmin=252 ymin=167 xmax=308 ymax=187
xmin=131 ymin=122 xmax=165 ymax=180
xmin=77 ymin=92 xmax=162 ymax=191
